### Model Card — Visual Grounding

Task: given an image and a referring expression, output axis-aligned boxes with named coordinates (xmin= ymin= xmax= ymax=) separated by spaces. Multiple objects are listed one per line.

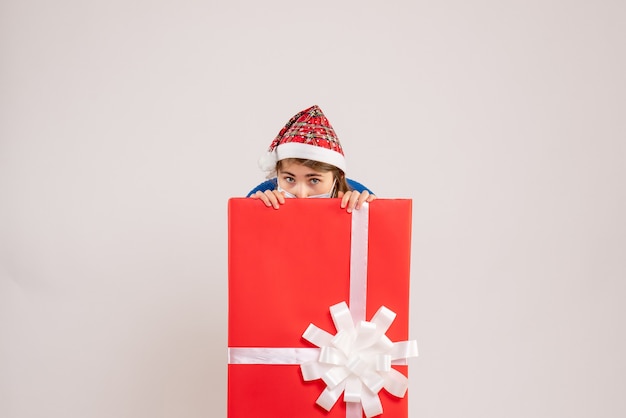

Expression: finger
xmin=355 ymin=191 xmax=370 ymax=210
xmin=253 ymin=191 xmax=272 ymax=207
xmin=264 ymin=190 xmax=280 ymax=209
xmin=272 ymin=190 xmax=286 ymax=205
xmin=347 ymin=192 xmax=360 ymax=213
xmin=340 ymin=191 xmax=352 ymax=209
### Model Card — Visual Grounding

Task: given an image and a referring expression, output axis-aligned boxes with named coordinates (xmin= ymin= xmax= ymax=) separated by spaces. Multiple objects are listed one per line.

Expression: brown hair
xmin=277 ymin=158 xmax=349 ymax=197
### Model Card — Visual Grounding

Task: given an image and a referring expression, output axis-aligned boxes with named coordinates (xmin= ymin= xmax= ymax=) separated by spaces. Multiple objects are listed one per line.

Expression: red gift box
xmin=227 ymin=198 xmax=415 ymax=418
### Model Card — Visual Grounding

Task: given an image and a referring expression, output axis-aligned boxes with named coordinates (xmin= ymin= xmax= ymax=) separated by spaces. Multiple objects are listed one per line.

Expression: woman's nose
xmin=294 ymin=185 xmax=308 ymax=198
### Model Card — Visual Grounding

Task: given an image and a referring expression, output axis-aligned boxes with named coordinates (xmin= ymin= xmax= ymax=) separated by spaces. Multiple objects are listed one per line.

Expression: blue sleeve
xmin=246 ymin=178 xmax=374 ymax=197
xmin=246 ymin=178 xmax=278 ymax=197
xmin=346 ymin=178 xmax=375 ymax=195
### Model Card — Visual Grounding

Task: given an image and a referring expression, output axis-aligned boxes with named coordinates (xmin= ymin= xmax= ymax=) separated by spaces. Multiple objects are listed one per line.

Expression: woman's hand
xmin=250 ymin=190 xmax=286 ymax=209
xmin=338 ymin=190 xmax=376 ymax=213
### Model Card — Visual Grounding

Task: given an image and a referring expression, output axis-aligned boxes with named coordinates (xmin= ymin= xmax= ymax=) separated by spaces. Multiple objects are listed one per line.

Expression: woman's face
xmin=277 ymin=160 xmax=335 ymax=198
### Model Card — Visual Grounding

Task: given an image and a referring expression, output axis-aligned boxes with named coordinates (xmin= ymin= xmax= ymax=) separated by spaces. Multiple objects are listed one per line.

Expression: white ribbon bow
xmin=300 ymin=301 xmax=418 ymax=418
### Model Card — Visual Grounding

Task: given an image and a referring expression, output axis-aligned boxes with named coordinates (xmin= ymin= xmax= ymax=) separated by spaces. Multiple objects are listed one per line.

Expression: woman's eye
xmin=284 ymin=177 xmax=295 ymax=183
xmin=310 ymin=178 xmax=320 ymax=185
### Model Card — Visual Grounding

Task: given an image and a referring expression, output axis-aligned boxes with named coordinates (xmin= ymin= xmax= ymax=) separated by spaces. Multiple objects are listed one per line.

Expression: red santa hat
xmin=258 ymin=105 xmax=346 ymax=175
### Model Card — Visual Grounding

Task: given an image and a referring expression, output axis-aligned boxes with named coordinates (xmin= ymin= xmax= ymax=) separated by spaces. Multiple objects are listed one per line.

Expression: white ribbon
xmin=349 ymin=201 xmax=370 ymax=323
xmin=228 ymin=202 xmax=418 ymax=418
xmin=228 ymin=347 xmax=320 ymax=364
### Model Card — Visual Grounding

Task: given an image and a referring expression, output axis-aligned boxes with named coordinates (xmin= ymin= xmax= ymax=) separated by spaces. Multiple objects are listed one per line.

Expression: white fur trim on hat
xmin=276 ymin=142 xmax=346 ymax=172
xmin=257 ymin=150 xmax=278 ymax=173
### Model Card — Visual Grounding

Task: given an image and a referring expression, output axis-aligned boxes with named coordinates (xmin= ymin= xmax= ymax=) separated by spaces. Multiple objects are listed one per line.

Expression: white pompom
xmin=257 ymin=151 xmax=278 ymax=173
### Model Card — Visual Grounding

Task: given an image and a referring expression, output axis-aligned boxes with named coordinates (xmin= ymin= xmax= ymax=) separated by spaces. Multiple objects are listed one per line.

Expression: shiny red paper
xmin=228 ymin=198 xmax=413 ymax=418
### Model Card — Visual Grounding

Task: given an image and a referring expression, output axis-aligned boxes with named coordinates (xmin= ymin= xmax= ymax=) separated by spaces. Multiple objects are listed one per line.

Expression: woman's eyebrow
xmin=280 ymin=170 xmax=323 ymax=178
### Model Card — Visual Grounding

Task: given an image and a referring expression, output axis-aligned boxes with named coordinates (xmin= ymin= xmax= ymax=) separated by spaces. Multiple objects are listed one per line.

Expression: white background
xmin=1 ymin=1 xmax=625 ymax=417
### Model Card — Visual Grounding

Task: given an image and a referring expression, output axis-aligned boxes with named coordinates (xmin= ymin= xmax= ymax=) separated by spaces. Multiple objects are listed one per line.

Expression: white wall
xmin=1 ymin=1 xmax=624 ymax=417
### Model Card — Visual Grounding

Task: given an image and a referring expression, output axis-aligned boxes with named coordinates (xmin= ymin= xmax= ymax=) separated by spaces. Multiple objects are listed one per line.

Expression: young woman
xmin=248 ymin=105 xmax=376 ymax=213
